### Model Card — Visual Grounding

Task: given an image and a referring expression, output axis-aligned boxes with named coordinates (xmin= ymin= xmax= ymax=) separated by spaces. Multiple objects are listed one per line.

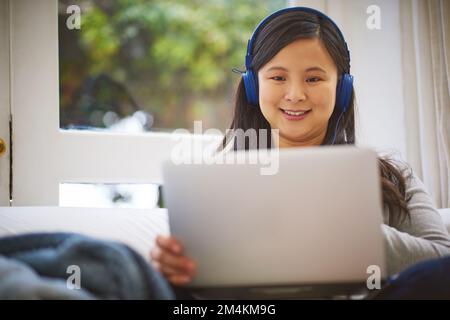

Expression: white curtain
xmin=400 ymin=0 xmax=450 ymax=209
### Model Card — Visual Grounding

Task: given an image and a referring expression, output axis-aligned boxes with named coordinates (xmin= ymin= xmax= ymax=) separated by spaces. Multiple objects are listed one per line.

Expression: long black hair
xmin=220 ymin=10 xmax=412 ymax=225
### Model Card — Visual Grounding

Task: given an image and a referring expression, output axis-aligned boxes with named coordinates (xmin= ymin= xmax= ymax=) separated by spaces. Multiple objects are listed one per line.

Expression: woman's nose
xmin=284 ymin=83 xmax=306 ymax=103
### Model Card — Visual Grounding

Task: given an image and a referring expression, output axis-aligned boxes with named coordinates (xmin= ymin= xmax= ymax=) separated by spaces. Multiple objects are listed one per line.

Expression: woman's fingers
xmin=150 ymin=235 xmax=197 ymax=286
xmin=156 ymin=235 xmax=183 ymax=255
xmin=168 ymin=274 xmax=192 ymax=286
xmin=152 ymin=260 xmax=179 ymax=276
xmin=153 ymin=260 xmax=194 ymax=285
xmin=151 ymin=246 xmax=193 ymax=271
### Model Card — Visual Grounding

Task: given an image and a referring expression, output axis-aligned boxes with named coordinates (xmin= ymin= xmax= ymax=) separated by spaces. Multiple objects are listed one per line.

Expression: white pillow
xmin=0 ymin=207 xmax=170 ymax=261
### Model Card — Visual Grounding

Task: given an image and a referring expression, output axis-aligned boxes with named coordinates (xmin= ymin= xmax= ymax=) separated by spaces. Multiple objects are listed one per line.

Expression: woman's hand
xmin=150 ymin=235 xmax=197 ymax=286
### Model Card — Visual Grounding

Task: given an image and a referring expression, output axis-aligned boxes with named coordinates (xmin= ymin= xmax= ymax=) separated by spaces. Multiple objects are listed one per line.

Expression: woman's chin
xmin=277 ymin=131 xmax=311 ymax=146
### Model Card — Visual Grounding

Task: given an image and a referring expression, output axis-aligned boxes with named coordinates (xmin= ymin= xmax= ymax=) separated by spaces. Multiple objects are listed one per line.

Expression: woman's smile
xmin=279 ymin=108 xmax=312 ymax=120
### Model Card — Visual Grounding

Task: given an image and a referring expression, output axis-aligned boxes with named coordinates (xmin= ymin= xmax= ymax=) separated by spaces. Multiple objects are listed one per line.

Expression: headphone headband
xmin=245 ymin=7 xmax=351 ymax=70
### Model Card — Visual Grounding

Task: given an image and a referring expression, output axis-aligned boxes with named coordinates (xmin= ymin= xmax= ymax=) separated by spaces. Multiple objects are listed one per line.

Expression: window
xmin=58 ymin=0 xmax=285 ymax=133
xmin=53 ymin=0 xmax=285 ymax=208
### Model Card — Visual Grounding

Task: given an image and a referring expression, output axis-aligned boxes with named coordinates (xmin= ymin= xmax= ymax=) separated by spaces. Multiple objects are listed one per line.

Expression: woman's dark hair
xmin=220 ymin=10 xmax=413 ymax=225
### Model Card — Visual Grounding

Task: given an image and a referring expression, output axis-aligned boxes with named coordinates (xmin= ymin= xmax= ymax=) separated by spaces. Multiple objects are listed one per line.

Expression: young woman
xmin=150 ymin=7 xmax=450 ymax=298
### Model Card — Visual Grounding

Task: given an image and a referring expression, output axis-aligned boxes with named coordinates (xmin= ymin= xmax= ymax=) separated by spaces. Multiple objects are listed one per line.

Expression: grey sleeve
xmin=382 ymin=173 xmax=450 ymax=276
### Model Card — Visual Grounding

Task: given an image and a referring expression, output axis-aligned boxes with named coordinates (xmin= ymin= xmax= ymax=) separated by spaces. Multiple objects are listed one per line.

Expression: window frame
xmin=0 ymin=0 xmax=11 ymax=206
xmin=10 ymin=0 xmax=221 ymax=206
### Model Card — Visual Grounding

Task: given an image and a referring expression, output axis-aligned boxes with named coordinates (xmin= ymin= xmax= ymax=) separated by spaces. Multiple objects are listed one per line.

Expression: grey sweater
xmin=382 ymin=171 xmax=450 ymax=276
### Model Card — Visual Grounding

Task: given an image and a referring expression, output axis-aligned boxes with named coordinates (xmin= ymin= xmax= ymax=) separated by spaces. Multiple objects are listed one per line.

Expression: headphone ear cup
xmin=243 ymin=69 xmax=259 ymax=106
xmin=335 ymin=73 xmax=354 ymax=113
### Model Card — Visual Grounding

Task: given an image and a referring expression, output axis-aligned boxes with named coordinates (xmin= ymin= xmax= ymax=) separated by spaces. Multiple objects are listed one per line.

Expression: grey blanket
xmin=0 ymin=232 xmax=174 ymax=300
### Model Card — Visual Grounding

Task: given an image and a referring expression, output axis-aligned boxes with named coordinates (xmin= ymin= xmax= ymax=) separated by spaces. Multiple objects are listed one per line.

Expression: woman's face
xmin=258 ymin=38 xmax=338 ymax=148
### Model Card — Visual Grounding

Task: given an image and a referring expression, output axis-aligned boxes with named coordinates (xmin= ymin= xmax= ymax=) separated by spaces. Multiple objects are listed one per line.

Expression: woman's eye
xmin=270 ymin=76 xmax=285 ymax=81
xmin=306 ymin=77 xmax=322 ymax=83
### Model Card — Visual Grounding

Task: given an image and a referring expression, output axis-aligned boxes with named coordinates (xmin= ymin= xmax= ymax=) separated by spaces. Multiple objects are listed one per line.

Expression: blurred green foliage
xmin=59 ymin=0 xmax=285 ymax=131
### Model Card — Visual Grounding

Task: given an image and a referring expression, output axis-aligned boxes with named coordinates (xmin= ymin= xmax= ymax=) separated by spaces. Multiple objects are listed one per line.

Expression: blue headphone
xmin=242 ymin=7 xmax=354 ymax=115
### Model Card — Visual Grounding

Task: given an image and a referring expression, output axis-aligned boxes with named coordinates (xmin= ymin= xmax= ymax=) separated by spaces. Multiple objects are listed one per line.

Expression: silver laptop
xmin=162 ymin=146 xmax=386 ymax=299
